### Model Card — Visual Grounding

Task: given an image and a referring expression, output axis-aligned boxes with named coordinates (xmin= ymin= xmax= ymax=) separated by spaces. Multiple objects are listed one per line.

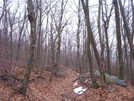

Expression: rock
xmin=109 ymin=76 xmax=118 ymax=81
xmin=94 ymin=70 xmax=110 ymax=77
xmin=109 ymin=76 xmax=127 ymax=86
xmin=94 ymin=70 xmax=100 ymax=76
xmin=93 ymin=71 xmax=127 ymax=86
xmin=105 ymin=73 xmax=110 ymax=77
xmin=115 ymin=80 xmax=127 ymax=86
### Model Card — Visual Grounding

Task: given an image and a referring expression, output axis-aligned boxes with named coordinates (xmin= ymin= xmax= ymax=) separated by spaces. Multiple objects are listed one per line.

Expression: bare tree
xmin=3 ymin=0 xmax=10 ymax=60
xmin=80 ymin=0 xmax=100 ymax=88
xmin=20 ymin=0 xmax=36 ymax=95
xmin=98 ymin=0 xmax=106 ymax=83
xmin=54 ymin=0 xmax=68 ymax=71
xmin=102 ymin=0 xmax=113 ymax=75
xmin=130 ymin=0 xmax=134 ymax=85
xmin=131 ymin=0 xmax=134 ymax=40
xmin=113 ymin=0 xmax=124 ymax=80
xmin=49 ymin=18 xmax=56 ymax=81
xmin=8 ymin=5 xmax=19 ymax=61
xmin=35 ymin=0 xmax=43 ymax=68
xmin=16 ymin=12 xmax=26 ymax=60
xmin=0 ymin=0 xmax=4 ymax=21
xmin=76 ymin=0 xmax=82 ymax=73
xmin=0 ymin=0 xmax=5 ymax=48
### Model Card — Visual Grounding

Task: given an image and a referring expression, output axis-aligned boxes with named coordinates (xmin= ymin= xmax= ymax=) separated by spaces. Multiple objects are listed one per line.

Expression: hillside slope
xmin=0 ymin=65 xmax=133 ymax=101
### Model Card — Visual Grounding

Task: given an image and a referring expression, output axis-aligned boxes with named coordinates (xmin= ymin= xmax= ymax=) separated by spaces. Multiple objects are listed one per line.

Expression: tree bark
xmin=81 ymin=0 xmax=99 ymax=88
xmin=113 ymin=0 xmax=124 ymax=80
xmin=54 ymin=0 xmax=64 ymax=71
xmin=16 ymin=13 xmax=26 ymax=60
xmin=36 ymin=0 xmax=42 ymax=68
xmin=101 ymin=1 xmax=113 ymax=75
xmin=76 ymin=0 xmax=82 ymax=73
xmin=130 ymin=0 xmax=134 ymax=85
xmin=20 ymin=0 xmax=36 ymax=95
xmin=98 ymin=0 xmax=106 ymax=85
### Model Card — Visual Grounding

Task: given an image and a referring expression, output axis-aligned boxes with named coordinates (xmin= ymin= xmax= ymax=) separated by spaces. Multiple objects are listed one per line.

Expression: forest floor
xmin=0 ymin=61 xmax=134 ymax=101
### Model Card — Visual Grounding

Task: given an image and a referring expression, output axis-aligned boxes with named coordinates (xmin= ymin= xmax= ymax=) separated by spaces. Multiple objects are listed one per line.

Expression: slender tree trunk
xmin=36 ymin=0 xmax=42 ymax=68
xmin=130 ymin=0 xmax=134 ymax=85
xmin=76 ymin=0 xmax=82 ymax=73
xmin=131 ymin=0 xmax=134 ymax=40
xmin=3 ymin=1 xmax=9 ymax=60
xmin=101 ymin=2 xmax=113 ymax=75
xmin=81 ymin=0 xmax=99 ymax=88
xmin=113 ymin=0 xmax=124 ymax=80
xmin=98 ymin=0 xmax=106 ymax=85
xmin=16 ymin=13 xmax=26 ymax=60
xmin=20 ymin=0 xmax=36 ymax=95
xmin=9 ymin=24 xmax=13 ymax=60
xmin=50 ymin=21 xmax=55 ymax=82
xmin=54 ymin=0 xmax=64 ymax=71
xmin=105 ymin=28 xmax=111 ymax=74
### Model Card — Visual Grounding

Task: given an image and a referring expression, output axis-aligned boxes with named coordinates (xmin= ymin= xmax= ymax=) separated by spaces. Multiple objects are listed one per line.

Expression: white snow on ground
xmin=85 ymin=80 xmax=88 ymax=82
xmin=76 ymin=73 xmax=80 ymax=76
xmin=73 ymin=87 xmax=88 ymax=95
xmin=73 ymin=82 xmax=78 ymax=87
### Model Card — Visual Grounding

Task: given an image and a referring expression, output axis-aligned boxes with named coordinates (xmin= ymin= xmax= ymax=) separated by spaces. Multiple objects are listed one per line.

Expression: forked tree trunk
xmin=81 ymin=0 xmax=100 ymax=88
xmin=54 ymin=0 xmax=64 ymax=72
xmin=20 ymin=0 xmax=36 ymax=95
xmin=101 ymin=1 xmax=113 ymax=75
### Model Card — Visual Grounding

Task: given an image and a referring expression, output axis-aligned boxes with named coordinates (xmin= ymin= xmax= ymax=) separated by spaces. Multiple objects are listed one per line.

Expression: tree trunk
xmin=98 ymin=0 xmax=106 ymax=85
xmin=50 ymin=21 xmax=55 ymax=82
xmin=101 ymin=1 xmax=113 ymax=75
xmin=76 ymin=0 xmax=82 ymax=73
xmin=81 ymin=0 xmax=99 ymax=88
xmin=54 ymin=0 xmax=64 ymax=71
xmin=36 ymin=0 xmax=42 ymax=68
xmin=3 ymin=1 xmax=9 ymax=60
xmin=130 ymin=0 xmax=134 ymax=85
xmin=16 ymin=13 xmax=26 ymax=60
xmin=113 ymin=0 xmax=124 ymax=80
xmin=20 ymin=0 xmax=36 ymax=95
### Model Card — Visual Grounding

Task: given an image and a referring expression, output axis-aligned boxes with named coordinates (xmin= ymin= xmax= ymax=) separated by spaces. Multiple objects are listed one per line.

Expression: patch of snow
xmin=73 ymin=87 xmax=87 ymax=95
xmin=73 ymin=82 xmax=78 ymax=87
xmin=76 ymin=73 xmax=79 ymax=76
xmin=85 ymin=80 xmax=88 ymax=82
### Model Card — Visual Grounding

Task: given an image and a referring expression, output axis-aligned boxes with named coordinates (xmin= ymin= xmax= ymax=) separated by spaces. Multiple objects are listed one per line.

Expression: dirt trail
xmin=27 ymin=67 xmax=78 ymax=101
xmin=46 ymin=68 xmax=78 ymax=100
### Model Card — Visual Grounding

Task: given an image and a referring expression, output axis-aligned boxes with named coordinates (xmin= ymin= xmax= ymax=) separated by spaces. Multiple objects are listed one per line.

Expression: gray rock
xmin=109 ymin=76 xmax=127 ymax=86
xmin=94 ymin=70 xmax=100 ymax=76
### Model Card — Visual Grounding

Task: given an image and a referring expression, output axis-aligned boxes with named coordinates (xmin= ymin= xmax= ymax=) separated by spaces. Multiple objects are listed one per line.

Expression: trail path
xmin=27 ymin=67 xmax=79 ymax=101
